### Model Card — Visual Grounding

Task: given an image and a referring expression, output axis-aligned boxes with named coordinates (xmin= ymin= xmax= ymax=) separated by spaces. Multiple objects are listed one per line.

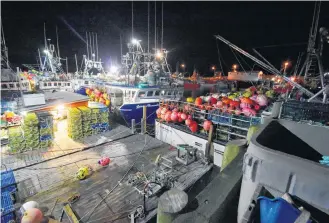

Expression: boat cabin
xmin=106 ymin=85 xmax=184 ymax=107
xmin=1 ymin=81 xmax=29 ymax=91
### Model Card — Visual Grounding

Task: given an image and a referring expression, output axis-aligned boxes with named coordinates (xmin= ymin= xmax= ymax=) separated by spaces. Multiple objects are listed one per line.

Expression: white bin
xmin=238 ymin=120 xmax=329 ymax=222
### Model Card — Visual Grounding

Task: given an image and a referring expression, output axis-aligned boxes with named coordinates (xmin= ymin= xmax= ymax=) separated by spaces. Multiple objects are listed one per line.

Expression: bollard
xmin=157 ymin=188 xmax=188 ymax=223
xmin=246 ymin=125 xmax=260 ymax=144
xmin=221 ymin=139 xmax=247 ymax=172
xmin=131 ymin=119 xmax=136 ymax=134
xmin=205 ymin=124 xmax=214 ymax=162
xmin=143 ymin=106 xmax=147 ymax=133
xmin=141 ymin=118 xmax=146 ymax=134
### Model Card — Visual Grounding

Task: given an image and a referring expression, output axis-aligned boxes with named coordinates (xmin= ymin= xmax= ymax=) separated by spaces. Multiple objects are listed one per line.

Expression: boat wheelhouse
xmin=105 ymin=84 xmax=184 ymax=125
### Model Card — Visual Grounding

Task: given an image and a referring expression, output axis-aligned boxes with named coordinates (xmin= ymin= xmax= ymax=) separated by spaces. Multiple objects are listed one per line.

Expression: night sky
xmin=2 ymin=1 xmax=329 ymax=75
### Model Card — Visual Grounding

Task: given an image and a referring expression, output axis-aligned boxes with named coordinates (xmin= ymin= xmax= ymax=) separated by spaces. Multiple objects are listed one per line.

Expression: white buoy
xmin=20 ymin=201 xmax=39 ymax=215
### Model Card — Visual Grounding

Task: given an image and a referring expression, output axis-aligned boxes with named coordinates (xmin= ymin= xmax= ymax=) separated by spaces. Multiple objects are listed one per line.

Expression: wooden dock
xmin=24 ymin=132 xmax=213 ymax=223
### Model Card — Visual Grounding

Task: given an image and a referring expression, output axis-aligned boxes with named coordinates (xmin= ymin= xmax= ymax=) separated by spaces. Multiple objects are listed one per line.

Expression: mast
xmin=120 ymin=33 xmax=123 ymax=59
xmin=86 ymin=32 xmax=89 ymax=59
xmin=44 ymin=23 xmax=47 ymax=50
xmin=38 ymin=48 xmax=43 ymax=71
xmin=66 ymin=57 xmax=68 ymax=74
xmin=89 ymin=32 xmax=92 ymax=59
xmin=154 ymin=1 xmax=157 ymax=51
xmin=75 ymin=54 xmax=78 ymax=73
xmin=214 ymin=34 xmax=323 ymax=102
xmin=148 ymin=1 xmax=150 ymax=54
xmin=161 ymin=2 xmax=163 ymax=49
xmin=56 ymin=26 xmax=60 ymax=58
xmin=96 ymin=33 xmax=98 ymax=61
xmin=131 ymin=1 xmax=134 ymax=39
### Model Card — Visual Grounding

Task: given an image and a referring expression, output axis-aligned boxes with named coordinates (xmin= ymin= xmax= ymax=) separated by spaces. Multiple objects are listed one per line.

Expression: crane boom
xmin=214 ymin=34 xmax=320 ymax=101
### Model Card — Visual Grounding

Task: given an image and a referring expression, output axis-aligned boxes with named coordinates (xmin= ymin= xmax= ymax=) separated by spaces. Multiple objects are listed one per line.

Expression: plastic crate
xmin=40 ymin=134 xmax=52 ymax=141
xmin=1 ymin=192 xmax=15 ymax=216
xmin=0 ymin=168 xmax=17 ymax=194
xmin=258 ymin=196 xmax=312 ymax=223
xmin=1 ymin=212 xmax=15 ymax=223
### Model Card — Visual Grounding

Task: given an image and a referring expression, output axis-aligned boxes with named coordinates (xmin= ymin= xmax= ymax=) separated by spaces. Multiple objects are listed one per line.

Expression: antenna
xmin=154 ymin=1 xmax=157 ymax=51
xmin=66 ymin=57 xmax=68 ymax=73
xmin=161 ymin=1 xmax=163 ymax=49
xmin=86 ymin=32 xmax=89 ymax=59
xmin=44 ymin=23 xmax=47 ymax=49
xmin=75 ymin=54 xmax=78 ymax=73
xmin=91 ymin=32 xmax=95 ymax=57
xmin=89 ymin=32 xmax=92 ymax=58
xmin=131 ymin=1 xmax=134 ymax=39
xmin=96 ymin=33 xmax=98 ymax=61
xmin=56 ymin=26 xmax=60 ymax=58
xmin=148 ymin=1 xmax=150 ymax=54
xmin=120 ymin=33 xmax=123 ymax=58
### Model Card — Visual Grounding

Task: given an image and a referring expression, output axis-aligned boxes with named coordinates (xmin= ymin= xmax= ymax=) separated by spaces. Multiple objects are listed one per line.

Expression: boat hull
xmin=75 ymin=86 xmax=88 ymax=95
xmin=119 ymin=102 xmax=159 ymax=126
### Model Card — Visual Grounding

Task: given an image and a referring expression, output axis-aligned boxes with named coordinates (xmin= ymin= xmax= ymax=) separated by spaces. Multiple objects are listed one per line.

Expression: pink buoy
xmin=98 ymin=157 xmax=111 ymax=166
xmin=21 ymin=208 xmax=43 ymax=223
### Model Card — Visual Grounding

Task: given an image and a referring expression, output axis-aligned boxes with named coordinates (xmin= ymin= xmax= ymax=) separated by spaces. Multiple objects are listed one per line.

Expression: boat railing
xmin=159 ymin=99 xmax=263 ymax=130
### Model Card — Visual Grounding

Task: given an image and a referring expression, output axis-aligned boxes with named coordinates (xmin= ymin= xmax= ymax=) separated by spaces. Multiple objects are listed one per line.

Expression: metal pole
xmin=38 ymin=49 xmax=43 ymax=71
xmin=131 ymin=119 xmax=136 ymax=134
xmin=96 ymin=33 xmax=98 ymax=61
xmin=154 ymin=0 xmax=157 ymax=51
xmin=86 ymin=32 xmax=89 ymax=59
xmin=148 ymin=1 xmax=150 ymax=54
xmin=44 ymin=23 xmax=47 ymax=50
xmin=161 ymin=1 xmax=163 ymax=50
xmin=56 ymin=26 xmax=60 ymax=58
xmin=89 ymin=32 xmax=93 ymax=59
xmin=307 ymin=85 xmax=328 ymax=102
xmin=142 ymin=106 xmax=147 ymax=134
xmin=131 ymin=1 xmax=134 ymax=39
xmin=66 ymin=57 xmax=68 ymax=74
xmin=75 ymin=54 xmax=78 ymax=73
xmin=17 ymin=67 xmax=25 ymax=107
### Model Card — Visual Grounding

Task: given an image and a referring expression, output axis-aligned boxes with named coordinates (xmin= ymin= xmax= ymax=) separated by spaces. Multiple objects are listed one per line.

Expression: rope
xmin=79 ymin=135 xmax=152 ymax=222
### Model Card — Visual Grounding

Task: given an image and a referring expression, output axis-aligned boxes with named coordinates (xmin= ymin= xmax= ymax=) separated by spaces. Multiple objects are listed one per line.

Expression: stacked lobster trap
xmin=67 ymin=106 xmax=110 ymax=140
xmin=7 ymin=111 xmax=55 ymax=152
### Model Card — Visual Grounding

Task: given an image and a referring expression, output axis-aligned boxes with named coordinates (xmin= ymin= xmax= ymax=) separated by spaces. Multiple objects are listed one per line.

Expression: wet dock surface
xmin=15 ymin=124 xmax=213 ymax=222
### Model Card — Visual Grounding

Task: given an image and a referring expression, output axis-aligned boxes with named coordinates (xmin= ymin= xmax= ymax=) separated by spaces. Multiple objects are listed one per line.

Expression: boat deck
xmin=25 ymin=133 xmax=213 ymax=223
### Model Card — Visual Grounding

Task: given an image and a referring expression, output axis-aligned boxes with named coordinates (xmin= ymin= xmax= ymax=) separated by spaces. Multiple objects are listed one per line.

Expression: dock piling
xmin=157 ymin=188 xmax=188 ymax=223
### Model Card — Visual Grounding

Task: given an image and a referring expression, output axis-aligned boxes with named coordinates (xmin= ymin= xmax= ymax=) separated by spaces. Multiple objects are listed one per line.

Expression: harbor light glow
xmin=131 ymin=38 xmax=139 ymax=45
xmin=211 ymin=66 xmax=216 ymax=70
xmin=43 ymin=50 xmax=49 ymax=54
xmin=156 ymin=52 xmax=163 ymax=58
xmin=56 ymin=105 xmax=65 ymax=111
xmin=181 ymin=64 xmax=185 ymax=68
xmin=20 ymin=111 xmax=27 ymax=116
xmin=110 ymin=66 xmax=118 ymax=73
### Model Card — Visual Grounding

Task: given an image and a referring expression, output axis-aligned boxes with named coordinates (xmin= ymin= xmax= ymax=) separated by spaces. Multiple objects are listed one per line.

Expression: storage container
xmin=238 ymin=120 xmax=329 ymax=223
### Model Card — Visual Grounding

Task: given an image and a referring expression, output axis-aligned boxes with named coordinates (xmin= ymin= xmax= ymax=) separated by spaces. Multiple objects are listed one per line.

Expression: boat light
xmin=43 ymin=50 xmax=49 ymax=54
xmin=20 ymin=111 xmax=27 ymax=116
xmin=131 ymin=38 xmax=139 ymax=45
xmin=156 ymin=52 xmax=163 ymax=58
xmin=110 ymin=66 xmax=118 ymax=73
xmin=56 ymin=105 xmax=65 ymax=111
